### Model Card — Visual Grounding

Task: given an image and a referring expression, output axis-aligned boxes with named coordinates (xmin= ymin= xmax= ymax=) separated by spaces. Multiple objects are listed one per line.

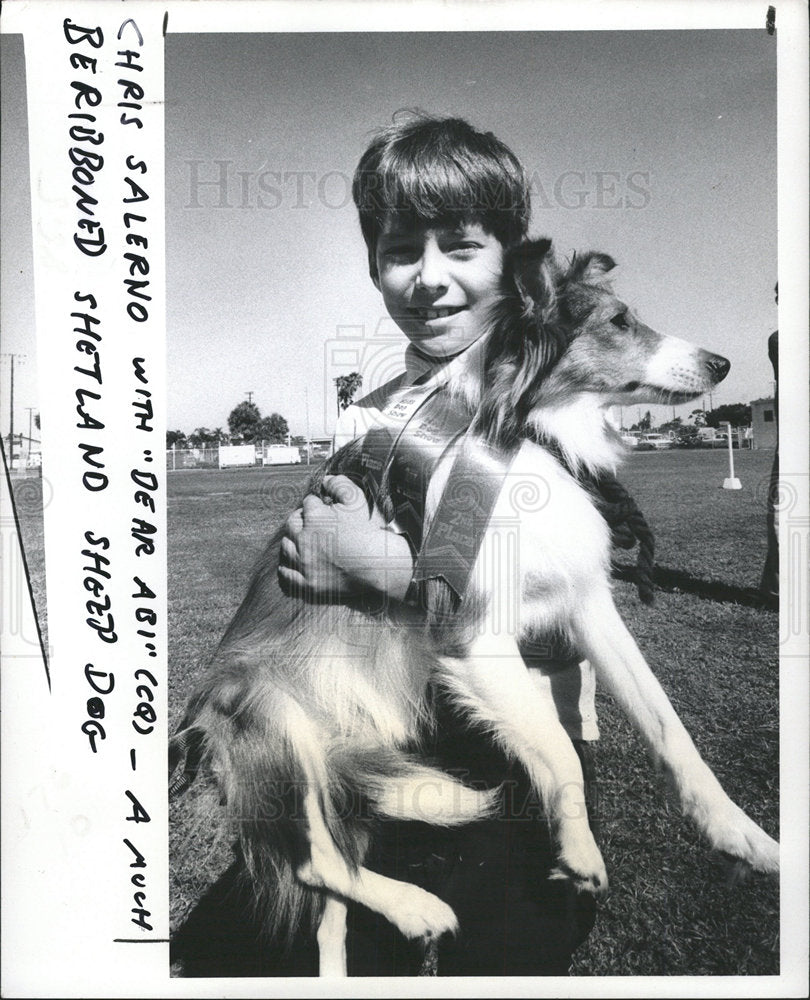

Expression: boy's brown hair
xmin=352 ymin=111 xmax=531 ymax=280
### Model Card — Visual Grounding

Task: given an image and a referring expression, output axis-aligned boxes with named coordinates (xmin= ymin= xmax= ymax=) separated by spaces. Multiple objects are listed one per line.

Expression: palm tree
xmin=334 ymin=372 xmax=363 ymax=414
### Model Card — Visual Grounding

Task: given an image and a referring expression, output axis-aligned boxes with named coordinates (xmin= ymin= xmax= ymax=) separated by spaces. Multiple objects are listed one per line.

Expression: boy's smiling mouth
xmin=408 ymin=305 xmax=467 ymax=321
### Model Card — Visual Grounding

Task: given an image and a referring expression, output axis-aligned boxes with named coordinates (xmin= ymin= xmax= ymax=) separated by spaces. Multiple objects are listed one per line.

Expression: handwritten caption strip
xmin=23 ymin=2 xmax=168 ymax=981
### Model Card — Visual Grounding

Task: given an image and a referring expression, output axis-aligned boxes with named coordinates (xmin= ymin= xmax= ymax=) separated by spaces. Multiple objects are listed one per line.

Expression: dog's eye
xmin=611 ymin=312 xmax=630 ymax=330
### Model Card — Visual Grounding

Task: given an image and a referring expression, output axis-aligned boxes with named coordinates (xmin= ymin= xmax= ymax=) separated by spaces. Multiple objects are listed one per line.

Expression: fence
xmin=165 ymin=443 xmax=328 ymax=471
xmin=166 ymin=447 xmax=220 ymax=470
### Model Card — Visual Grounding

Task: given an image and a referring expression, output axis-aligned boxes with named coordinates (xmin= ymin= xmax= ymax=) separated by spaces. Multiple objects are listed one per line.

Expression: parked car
xmin=636 ymin=433 xmax=673 ymax=451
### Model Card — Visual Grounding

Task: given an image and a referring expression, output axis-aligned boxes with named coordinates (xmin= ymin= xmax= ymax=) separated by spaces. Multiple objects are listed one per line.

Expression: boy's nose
xmin=415 ymin=241 xmax=449 ymax=293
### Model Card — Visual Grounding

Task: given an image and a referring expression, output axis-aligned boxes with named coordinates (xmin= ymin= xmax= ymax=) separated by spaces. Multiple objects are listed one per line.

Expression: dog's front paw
xmin=296 ymin=860 xmax=323 ymax=888
xmin=550 ymin=834 xmax=609 ymax=896
xmin=382 ymin=883 xmax=459 ymax=940
xmin=706 ymin=806 xmax=779 ymax=875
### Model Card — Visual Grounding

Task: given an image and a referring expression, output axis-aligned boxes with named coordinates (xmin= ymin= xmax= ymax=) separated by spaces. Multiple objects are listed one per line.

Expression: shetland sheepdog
xmin=172 ymin=238 xmax=779 ymax=975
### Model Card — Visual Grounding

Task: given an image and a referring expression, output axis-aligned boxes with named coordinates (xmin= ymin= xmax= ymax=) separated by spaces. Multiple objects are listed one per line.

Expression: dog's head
xmin=474 ymin=239 xmax=730 ymax=446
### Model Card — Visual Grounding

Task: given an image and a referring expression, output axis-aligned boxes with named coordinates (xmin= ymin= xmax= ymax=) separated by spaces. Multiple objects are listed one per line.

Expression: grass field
xmin=7 ymin=472 xmax=49 ymax=659
xmin=165 ymin=447 xmax=780 ymax=977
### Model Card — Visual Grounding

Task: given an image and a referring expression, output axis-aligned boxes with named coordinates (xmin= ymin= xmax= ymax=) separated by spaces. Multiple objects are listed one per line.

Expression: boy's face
xmin=374 ymin=219 xmax=504 ymax=360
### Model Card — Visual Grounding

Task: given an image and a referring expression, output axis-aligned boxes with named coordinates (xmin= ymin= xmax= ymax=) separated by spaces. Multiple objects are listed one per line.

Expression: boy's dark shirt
xmin=346 ymin=697 xmax=598 ymax=976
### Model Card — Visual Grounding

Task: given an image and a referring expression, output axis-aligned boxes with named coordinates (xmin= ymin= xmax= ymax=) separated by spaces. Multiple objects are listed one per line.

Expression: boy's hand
xmin=278 ymin=475 xmax=414 ymax=602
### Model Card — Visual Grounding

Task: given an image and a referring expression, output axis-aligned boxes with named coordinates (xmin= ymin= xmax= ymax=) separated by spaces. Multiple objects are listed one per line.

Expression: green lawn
xmin=165 ymin=449 xmax=780 ymax=976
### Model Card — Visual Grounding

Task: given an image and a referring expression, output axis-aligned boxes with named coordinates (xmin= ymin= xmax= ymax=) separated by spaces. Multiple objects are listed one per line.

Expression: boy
xmin=279 ymin=112 xmax=598 ymax=976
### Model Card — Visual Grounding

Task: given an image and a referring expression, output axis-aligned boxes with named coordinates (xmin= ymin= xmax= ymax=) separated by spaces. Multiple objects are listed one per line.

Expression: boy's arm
xmin=278 ymin=475 xmax=414 ymax=602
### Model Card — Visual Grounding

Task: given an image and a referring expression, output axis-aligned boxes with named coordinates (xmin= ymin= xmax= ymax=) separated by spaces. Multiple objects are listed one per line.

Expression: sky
xmin=2 ymin=28 xmax=778 ymax=442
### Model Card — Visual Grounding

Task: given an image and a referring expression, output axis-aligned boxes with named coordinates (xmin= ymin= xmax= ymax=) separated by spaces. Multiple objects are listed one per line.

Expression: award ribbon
xmin=412 ymin=435 xmax=520 ymax=599
xmin=359 ymin=383 xmax=519 ymax=602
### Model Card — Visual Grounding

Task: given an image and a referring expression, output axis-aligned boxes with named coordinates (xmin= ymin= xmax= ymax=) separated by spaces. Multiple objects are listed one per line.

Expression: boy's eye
xmin=381 ymin=246 xmax=420 ymax=262
xmin=446 ymin=241 xmax=482 ymax=256
xmin=378 ymin=231 xmax=485 ymax=263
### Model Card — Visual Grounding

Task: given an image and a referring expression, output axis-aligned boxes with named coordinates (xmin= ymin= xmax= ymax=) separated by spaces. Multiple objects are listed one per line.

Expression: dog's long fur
xmin=173 ymin=239 xmax=779 ymax=973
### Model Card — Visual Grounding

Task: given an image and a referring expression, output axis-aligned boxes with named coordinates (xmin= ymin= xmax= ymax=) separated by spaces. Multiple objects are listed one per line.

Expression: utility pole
xmin=246 ymin=391 xmax=254 ymax=404
xmin=305 ymin=385 xmax=311 ymax=465
xmin=9 ymin=357 xmax=15 ymax=459
xmin=25 ymin=407 xmax=35 ymax=461
xmin=1 ymin=354 xmax=25 ymax=468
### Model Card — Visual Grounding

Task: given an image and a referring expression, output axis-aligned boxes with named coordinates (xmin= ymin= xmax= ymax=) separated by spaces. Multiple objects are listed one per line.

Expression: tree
xmin=629 ymin=411 xmax=653 ymax=432
xmin=690 ymin=409 xmax=706 ymax=427
xmin=187 ymin=427 xmax=218 ymax=447
xmin=258 ymin=413 xmax=289 ymax=444
xmin=334 ymin=372 xmax=363 ymax=414
xmin=228 ymin=401 xmax=261 ymax=442
xmin=166 ymin=429 xmax=187 ymax=448
xmin=34 ymin=413 xmax=40 ymax=431
xmin=704 ymin=403 xmax=751 ymax=429
xmin=674 ymin=424 xmax=700 ymax=448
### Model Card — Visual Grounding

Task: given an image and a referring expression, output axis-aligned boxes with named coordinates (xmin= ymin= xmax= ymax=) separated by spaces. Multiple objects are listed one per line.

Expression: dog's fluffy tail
xmin=334 ymin=747 xmax=501 ymax=827
xmin=174 ymin=684 xmax=333 ymax=947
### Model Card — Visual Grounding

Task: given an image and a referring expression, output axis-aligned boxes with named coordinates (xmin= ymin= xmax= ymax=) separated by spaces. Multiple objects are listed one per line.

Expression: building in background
xmin=750 ymin=396 xmax=777 ymax=449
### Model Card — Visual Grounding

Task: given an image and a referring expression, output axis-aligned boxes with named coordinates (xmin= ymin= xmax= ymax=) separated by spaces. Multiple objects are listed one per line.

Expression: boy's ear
xmin=368 ymin=247 xmax=380 ymax=289
xmin=506 ymin=238 xmax=555 ymax=318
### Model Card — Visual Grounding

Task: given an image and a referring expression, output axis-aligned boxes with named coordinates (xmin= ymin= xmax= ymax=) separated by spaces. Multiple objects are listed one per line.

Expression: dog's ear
xmin=477 ymin=238 xmax=566 ymax=448
xmin=568 ymin=251 xmax=616 ymax=286
xmin=506 ymin=238 xmax=555 ymax=318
